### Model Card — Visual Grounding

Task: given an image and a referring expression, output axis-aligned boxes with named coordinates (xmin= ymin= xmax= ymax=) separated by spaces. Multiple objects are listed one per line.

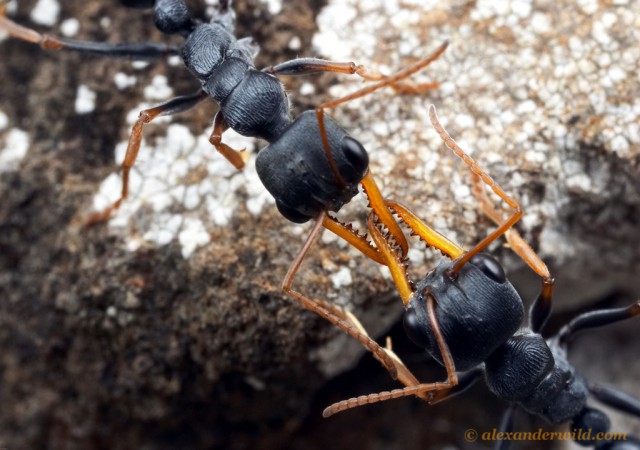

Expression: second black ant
xmin=318 ymin=105 xmax=640 ymax=450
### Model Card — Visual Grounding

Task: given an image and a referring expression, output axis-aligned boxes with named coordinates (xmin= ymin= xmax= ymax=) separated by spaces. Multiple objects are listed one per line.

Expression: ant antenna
xmin=428 ymin=105 xmax=522 ymax=274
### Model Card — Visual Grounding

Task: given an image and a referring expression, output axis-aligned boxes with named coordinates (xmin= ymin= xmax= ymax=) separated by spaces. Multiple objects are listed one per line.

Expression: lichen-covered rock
xmin=0 ymin=0 xmax=638 ymax=449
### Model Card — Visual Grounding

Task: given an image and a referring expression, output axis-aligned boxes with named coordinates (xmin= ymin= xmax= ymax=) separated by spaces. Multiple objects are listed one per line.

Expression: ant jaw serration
xmin=327 ymin=213 xmax=377 ymax=250
xmin=388 ymin=208 xmax=435 ymax=253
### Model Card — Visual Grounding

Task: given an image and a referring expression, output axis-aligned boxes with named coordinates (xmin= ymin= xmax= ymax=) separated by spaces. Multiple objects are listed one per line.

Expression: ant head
xmin=403 ymin=254 xmax=524 ymax=370
xmin=256 ymin=111 xmax=369 ymax=223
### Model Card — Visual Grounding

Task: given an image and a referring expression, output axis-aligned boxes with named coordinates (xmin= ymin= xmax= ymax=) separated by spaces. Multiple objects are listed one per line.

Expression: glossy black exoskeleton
xmin=319 ymin=106 xmax=640 ymax=450
xmin=402 ymin=253 xmax=640 ymax=450
xmin=0 ymin=2 xmax=454 ymax=406
xmin=0 ymin=0 xmax=445 ymax=224
xmin=255 ymin=111 xmax=369 ymax=223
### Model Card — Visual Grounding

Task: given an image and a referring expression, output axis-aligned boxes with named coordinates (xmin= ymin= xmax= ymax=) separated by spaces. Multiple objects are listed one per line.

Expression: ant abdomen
xmin=404 ymin=254 xmax=525 ymax=371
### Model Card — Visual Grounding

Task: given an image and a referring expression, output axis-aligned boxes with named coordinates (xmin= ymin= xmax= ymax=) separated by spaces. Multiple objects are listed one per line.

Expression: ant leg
xmin=591 ymin=385 xmax=640 ymax=419
xmin=469 ymin=173 xmax=555 ymax=333
xmin=314 ymin=41 xmax=448 ymax=189
xmin=556 ymin=300 xmax=640 ymax=346
xmin=209 ymin=111 xmax=248 ymax=170
xmin=282 ymin=211 xmax=403 ymax=383
xmin=265 ymin=58 xmax=385 ymax=82
xmin=85 ymin=90 xmax=208 ymax=225
xmin=0 ymin=13 xmax=177 ymax=58
xmin=265 ymin=59 xmax=440 ymax=94
xmin=380 ymin=336 xmax=426 ymax=394
xmin=494 ymin=404 xmax=518 ymax=450
xmin=321 ymin=214 xmax=431 ymax=397
xmin=589 ymin=384 xmax=640 ymax=418
xmin=427 ymin=367 xmax=483 ymax=404
xmin=428 ymin=105 xmax=523 ymax=275
xmin=323 ymin=294 xmax=459 ymax=417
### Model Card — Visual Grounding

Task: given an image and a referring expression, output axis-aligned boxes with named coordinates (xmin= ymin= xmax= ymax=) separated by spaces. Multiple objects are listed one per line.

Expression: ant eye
xmin=469 ymin=254 xmax=506 ymax=283
xmin=341 ymin=136 xmax=369 ymax=175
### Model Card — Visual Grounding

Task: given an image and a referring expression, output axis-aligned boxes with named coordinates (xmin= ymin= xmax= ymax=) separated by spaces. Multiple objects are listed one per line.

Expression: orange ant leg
xmin=381 ymin=336 xmax=424 ymax=394
xmin=265 ymin=58 xmax=386 ymax=82
xmin=323 ymin=294 xmax=458 ymax=417
xmin=321 ymin=214 xmax=427 ymax=395
xmin=469 ymin=173 xmax=555 ymax=332
xmin=0 ymin=12 xmax=70 ymax=50
xmin=209 ymin=111 xmax=248 ymax=170
xmin=314 ymin=41 xmax=448 ymax=189
xmin=266 ymin=58 xmax=440 ymax=94
xmin=85 ymin=90 xmax=208 ymax=225
xmin=282 ymin=211 xmax=402 ymax=382
xmin=426 ymin=367 xmax=484 ymax=405
xmin=428 ymin=104 xmax=523 ymax=275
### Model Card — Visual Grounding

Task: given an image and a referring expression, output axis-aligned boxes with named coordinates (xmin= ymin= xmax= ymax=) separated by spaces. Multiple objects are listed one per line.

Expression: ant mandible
xmin=319 ymin=105 xmax=640 ymax=450
xmin=0 ymin=0 xmax=439 ymax=224
xmin=1 ymin=1 xmax=451 ymax=380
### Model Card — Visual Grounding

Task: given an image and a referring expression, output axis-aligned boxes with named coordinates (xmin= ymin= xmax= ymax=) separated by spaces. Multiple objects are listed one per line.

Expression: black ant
xmin=0 ymin=0 xmax=439 ymax=224
xmin=0 ymin=0 xmax=450 ymax=381
xmin=316 ymin=105 xmax=640 ymax=450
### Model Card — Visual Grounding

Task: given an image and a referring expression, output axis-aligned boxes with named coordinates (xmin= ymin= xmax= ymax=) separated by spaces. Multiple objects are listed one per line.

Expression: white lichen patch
xmin=91 ymin=104 xmax=264 ymax=257
xmin=74 ymin=85 xmax=96 ymax=114
xmin=260 ymin=0 xmax=282 ymax=15
xmin=30 ymin=0 xmax=60 ymax=27
xmin=60 ymin=18 xmax=79 ymax=37
xmin=330 ymin=266 xmax=353 ymax=289
xmin=5 ymin=1 xmax=17 ymax=15
xmin=114 ymin=72 xmax=137 ymax=90
xmin=0 ymin=110 xmax=8 ymax=131
xmin=0 ymin=128 xmax=29 ymax=173
xmin=144 ymin=75 xmax=173 ymax=101
xmin=311 ymin=0 xmax=640 ymax=274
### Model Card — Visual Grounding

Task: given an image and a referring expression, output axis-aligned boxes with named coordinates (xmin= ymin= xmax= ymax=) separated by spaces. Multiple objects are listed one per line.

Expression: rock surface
xmin=0 ymin=0 xmax=638 ymax=449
